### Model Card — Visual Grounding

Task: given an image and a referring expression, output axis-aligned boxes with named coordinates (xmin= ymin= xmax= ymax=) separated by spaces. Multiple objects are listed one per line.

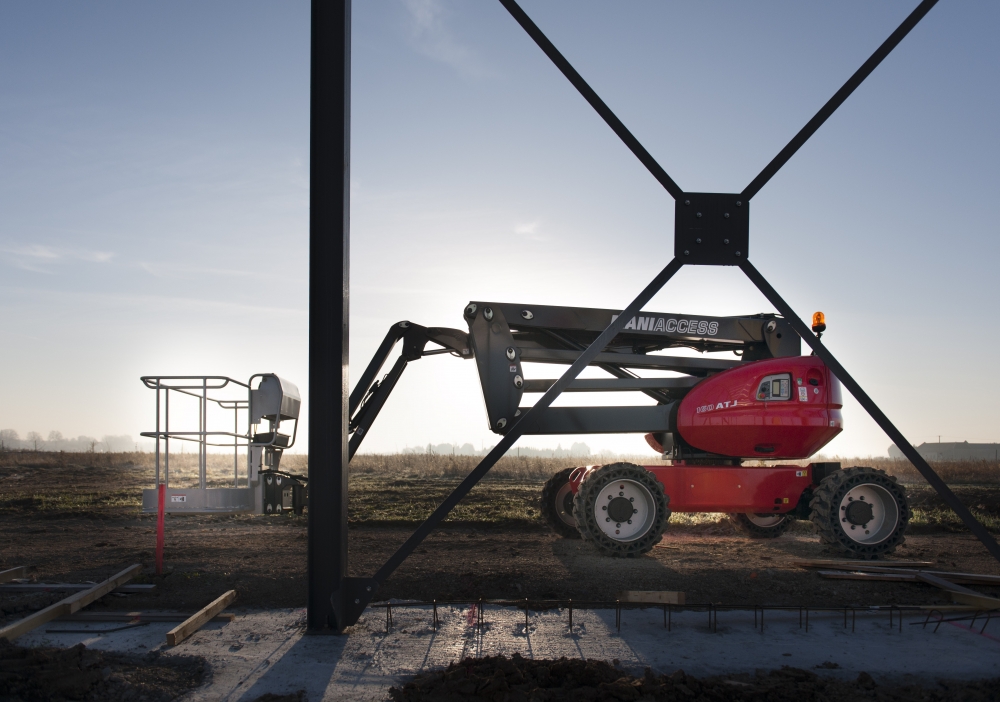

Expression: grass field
xmin=0 ymin=450 xmax=997 ymax=531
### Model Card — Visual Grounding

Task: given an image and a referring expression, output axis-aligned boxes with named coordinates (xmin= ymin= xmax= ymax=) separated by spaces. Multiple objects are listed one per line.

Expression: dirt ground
xmin=0 ymin=639 xmax=204 ymax=701
xmin=390 ymin=655 xmax=1000 ymax=702
xmin=2 ymin=454 xmax=1000 ymax=624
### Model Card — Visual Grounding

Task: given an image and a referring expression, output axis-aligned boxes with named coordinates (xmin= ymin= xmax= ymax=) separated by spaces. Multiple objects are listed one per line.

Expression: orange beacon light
xmin=811 ymin=311 xmax=827 ymax=335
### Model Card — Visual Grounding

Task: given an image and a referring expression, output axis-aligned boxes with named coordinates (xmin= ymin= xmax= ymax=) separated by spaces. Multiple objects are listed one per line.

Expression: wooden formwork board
xmin=0 ymin=564 xmax=142 ymax=641
xmin=793 ymin=559 xmax=935 ymax=569
xmin=166 ymin=590 xmax=237 ymax=646
xmin=915 ymin=573 xmax=1000 ymax=611
xmin=60 ymin=611 xmax=236 ymax=623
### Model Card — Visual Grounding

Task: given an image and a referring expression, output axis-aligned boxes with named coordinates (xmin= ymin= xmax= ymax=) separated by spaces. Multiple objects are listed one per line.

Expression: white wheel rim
xmin=554 ymin=482 xmax=576 ymax=527
xmin=838 ymin=483 xmax=899 ymax=544
xmin=594 ymin=479 xmax=656 ymax=542
xmin=745 ymin=513 xmax=784 ymax=528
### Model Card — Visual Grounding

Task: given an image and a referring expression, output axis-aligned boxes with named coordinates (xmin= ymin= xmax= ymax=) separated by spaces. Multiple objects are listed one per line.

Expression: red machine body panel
xmin=569 ymin=464 xmax=815 ymax=514
xmin=677 ymin=356 xmax=843 ymax=459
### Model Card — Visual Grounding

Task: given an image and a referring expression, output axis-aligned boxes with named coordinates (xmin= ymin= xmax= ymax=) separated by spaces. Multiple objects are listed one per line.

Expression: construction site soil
xmin=390 ymin=655 xmax=1000 ymax=702
xmin=0 ymin=638 xmax=205 ymax=701
xmin=2 ymin=453 xmax=1000 ymax=701
xmin=1 ymin=453 xmax=999 ymax=619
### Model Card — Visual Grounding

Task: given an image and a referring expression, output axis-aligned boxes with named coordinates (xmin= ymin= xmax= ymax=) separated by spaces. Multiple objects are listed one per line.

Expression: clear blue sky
xmin=1 ymin=1 xmax=998 ymax=457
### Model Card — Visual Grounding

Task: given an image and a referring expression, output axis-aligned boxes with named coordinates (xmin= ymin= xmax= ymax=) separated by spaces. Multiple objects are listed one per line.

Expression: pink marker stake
xmin=156 ymin=483 xmax=165 ymax=575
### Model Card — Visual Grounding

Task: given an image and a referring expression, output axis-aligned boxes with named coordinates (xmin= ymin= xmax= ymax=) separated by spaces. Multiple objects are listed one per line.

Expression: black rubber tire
xmin=540 ymin=467 xmax=581 ymax=539
xmin=728 ymin=512 xmax=793 ymax=538
xmin=809 ymin=466 xmax=910 ymax=559
xmin=574 ymin=462 xmax=670 ymax=557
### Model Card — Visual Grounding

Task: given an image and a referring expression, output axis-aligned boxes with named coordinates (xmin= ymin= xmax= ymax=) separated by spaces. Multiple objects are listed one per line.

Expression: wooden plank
xmin=914 ymin=572 xmax=1000 ymax=610
xmin=793 ymin=558 xmax=934 ymax=569
xmin=816 ymin=568 xmax=1000 ymax=586
xmin=863 ymin=568 xmax=1000 ymax=586
xmin=0 ymin=566 xmax=29 ymax=584
xmin=817 ymin=570 xmax=918 ymax=582
xmin=60 ymin=611 xmax=235 ymax=623
xmin=950 ymin=592 xmax=1000 ymax=610
xmin=0 ymin=583 xmax=155 ymax=593
xmin=166 ymin=590 xmax=236 ymax=646
xmin=618 ymin=591 xmax=685 ymax=605
xmin=0 ymin=564 xmax=141 ymax=641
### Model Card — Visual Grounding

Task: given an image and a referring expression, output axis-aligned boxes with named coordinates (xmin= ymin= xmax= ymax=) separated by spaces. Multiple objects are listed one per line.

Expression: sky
xmin=1 ymin=0 xmax=999 ymax=458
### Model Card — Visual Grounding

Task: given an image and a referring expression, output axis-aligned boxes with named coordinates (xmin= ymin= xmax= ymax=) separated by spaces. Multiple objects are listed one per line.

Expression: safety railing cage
xmin=139 ymin=374 xmax=304 ymax=514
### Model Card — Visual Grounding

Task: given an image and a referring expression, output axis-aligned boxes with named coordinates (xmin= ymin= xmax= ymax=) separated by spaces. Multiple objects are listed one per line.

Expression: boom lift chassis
xmin=309 ymin=0 xmax=1000 ymax=630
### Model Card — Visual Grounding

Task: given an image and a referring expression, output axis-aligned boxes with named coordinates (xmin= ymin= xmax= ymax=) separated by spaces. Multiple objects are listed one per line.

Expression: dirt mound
xmin=0 ymin=639 xmax=204 ymax=701
xmin=388 ymin=654 xmax=999 ymax=701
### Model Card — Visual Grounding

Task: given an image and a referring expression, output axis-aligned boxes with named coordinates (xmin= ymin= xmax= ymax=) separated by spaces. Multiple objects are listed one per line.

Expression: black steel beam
xmin=497 ymin=0 xmax=683 ymax=200
xmin=739 ymin=259 xmax=1000 ymax=564
xmin=365 ymin=259 xmax=685 ymax=593
xmin=521 ymin=377 xmax=698 ymax=393
xmin=515 ymin=405 xmax=674 ymax=435
xmin=741 ymin=0 xmax=939 ymax=200
xmin=519 ymin=348 xmax=738 ymax=374
xmin=307 ymin=0 xmax=351 ymax=632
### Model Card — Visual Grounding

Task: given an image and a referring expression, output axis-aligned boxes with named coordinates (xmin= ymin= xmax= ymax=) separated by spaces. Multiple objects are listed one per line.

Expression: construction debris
xmin=801 ymin=560 xmax=1000 ymax=610
xmin=0 ymin=564 xmax=141 ymax=641
xmin=166 ymin=590 xmax=237 ymax=646
xmin=820 ymin=566 xmax=1000 ymax=586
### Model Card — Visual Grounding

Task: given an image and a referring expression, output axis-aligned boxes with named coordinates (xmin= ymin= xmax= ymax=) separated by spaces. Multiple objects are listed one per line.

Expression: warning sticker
xmin=795 ymin=470 xmax=807 ymax=477
xmin=170 ymin=495 xmax=187 ymax=503
xmin=798 ymin=387 xmax=809 ymax=402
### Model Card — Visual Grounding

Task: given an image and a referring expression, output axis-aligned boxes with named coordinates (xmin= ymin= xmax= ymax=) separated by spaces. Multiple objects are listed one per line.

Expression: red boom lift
xmin=350 ymin=303 xmax=910 ymax=560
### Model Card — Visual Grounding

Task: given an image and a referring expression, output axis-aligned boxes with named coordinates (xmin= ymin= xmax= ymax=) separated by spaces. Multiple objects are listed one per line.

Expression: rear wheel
xmin=728 ymin=512 xmax=792 ymax=538
xmin=809 ymin=467 xmax=910 ymax=559
xmin=540 ymin=467 xmax=581 ymax=539
xmin=574 ymin=462 xmax=670 ymax=557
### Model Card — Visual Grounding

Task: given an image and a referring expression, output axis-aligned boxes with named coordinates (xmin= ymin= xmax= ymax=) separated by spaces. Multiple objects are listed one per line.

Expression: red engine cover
xmin=677 ymin=356 xmax=842 ymax=459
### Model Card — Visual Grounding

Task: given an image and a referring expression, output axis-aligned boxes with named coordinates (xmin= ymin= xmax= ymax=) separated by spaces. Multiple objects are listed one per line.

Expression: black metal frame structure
xmin=309 ymin=0 xmax=1000 ymax=632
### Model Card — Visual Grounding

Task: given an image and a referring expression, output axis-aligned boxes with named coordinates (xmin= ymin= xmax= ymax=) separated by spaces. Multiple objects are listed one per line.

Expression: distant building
xmin=889 ymin=441 xmax=1000 ymax=461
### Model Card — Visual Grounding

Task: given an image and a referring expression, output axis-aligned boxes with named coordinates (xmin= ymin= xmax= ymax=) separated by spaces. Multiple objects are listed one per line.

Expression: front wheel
xmin=728 ymin=512 xmax=792 ymax=538
xmin=809 ymin=467 xmax=910 ymax=559
xmin=574 ymin=462 xmax=670 ymax=557
xmin=540 ymin=467 xmax=581 ymax=539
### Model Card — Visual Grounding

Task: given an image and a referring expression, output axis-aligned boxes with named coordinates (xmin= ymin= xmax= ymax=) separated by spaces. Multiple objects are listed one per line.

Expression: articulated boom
xmin=349 ymin=301 xmax=841 ymax=462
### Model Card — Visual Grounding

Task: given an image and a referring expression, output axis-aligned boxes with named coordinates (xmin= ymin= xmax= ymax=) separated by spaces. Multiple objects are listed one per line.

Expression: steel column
xmin=308 ymin=0 xmax=352 ymax=632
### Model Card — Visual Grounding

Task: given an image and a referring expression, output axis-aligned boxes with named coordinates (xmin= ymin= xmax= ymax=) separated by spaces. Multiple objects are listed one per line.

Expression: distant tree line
xmin=401 ymin=441 xmax=593 ymax=459
xmin=0 ymin=429 xmax=137 ymax=453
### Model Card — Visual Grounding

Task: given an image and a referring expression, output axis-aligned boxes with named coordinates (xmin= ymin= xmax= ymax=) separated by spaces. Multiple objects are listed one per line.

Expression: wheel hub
xmin=845 ymin=499 xmax=874 ymax=526
xmin=746 ymin=513 xmax=785 ymax=528
xmin=554 ymin=482 xmax=576 ymax=527
xmin=561 ymin=489 xmax=575 ymax=517
xmin=607 ymin=497 xmax=634 ymax=522
xmin=838 ymin=482 xmax=899 ymax=544
xmin=594 ymin=480 xmax=656 ymax=542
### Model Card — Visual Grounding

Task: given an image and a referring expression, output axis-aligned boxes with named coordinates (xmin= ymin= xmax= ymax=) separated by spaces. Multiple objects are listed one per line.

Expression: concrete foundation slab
xmin=17 ymin=605 xmax=1000 ymax=701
